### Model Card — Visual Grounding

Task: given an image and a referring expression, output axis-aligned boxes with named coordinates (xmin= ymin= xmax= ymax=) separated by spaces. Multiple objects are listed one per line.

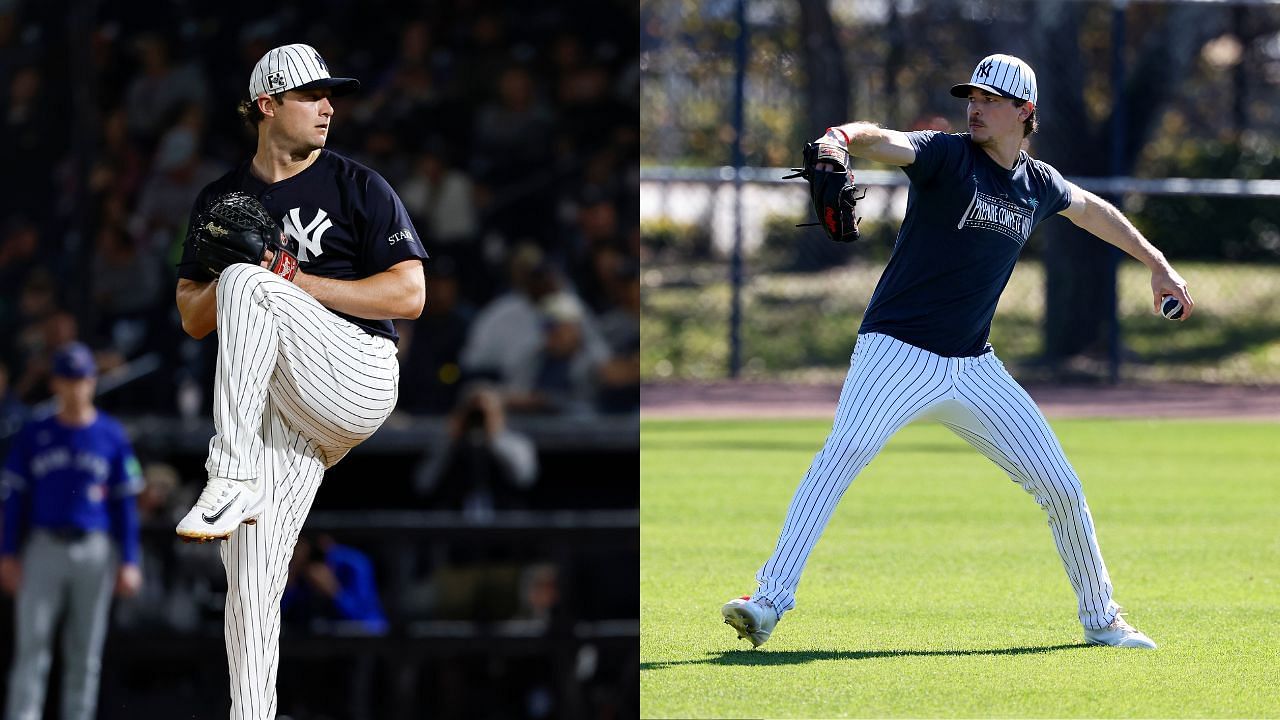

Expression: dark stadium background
xmin=0 ymin=0 xmax=638 ymax=718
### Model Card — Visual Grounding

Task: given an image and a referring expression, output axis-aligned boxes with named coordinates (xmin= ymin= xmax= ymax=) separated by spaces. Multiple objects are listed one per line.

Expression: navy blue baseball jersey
xmin=178 ymin=149 xmax=429 ymax=341
xmin=0 ymin=414 xmax=143 ymax=564
xmin=859 ymin=131 xmax=1072 ymax=357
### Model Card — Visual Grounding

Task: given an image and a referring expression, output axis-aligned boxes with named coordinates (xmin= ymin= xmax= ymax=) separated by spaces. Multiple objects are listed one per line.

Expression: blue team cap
xmin=52 ymin=342 xmax=97 ymax=379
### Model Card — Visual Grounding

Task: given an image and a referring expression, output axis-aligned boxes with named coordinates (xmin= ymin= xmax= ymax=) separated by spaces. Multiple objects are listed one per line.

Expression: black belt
xmin=43 ymin=527 xmax=92 ymax=541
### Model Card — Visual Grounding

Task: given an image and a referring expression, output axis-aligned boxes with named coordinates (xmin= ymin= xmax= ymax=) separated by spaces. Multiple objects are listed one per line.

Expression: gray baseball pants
xmin=5 ymin=530 xmax=116 ymax=720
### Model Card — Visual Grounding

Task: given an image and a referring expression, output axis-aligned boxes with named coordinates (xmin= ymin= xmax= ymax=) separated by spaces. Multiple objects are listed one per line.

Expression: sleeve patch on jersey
xmin=387 ymin=228 xmax=413 ymax=245
xmin=115 ymin=454 xmax=146 ymax=497
xmin=126 ymin=455 xmax=142 ymax=480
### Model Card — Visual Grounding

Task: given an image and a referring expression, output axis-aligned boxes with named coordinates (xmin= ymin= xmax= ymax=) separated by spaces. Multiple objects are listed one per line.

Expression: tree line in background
xmin=641 ymin=0 xmax=1280 ymax=366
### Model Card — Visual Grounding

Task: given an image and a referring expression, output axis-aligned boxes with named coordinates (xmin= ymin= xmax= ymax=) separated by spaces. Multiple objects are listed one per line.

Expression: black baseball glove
xmin=190 ymin=191 xmax=299 ymax=280
xmin=783 ymin=141 xmax=865 ymax=243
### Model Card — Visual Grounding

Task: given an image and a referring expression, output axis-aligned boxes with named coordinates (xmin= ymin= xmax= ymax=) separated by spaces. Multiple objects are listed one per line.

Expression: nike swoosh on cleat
xmin=201 ymin=493 xmax=241 ymax=524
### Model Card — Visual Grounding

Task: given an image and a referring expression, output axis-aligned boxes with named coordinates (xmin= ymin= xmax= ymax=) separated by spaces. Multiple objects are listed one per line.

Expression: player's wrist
xmin=824 ymin=126 xmax=851 ymax=146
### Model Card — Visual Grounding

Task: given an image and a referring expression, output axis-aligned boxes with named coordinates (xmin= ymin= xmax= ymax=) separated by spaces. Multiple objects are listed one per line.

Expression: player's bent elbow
xmin=176 ymin=307 xmax=214 ymax=339
xmin=404 ymin=287 xmax=426 ymax=319
xmin=181 ymin=316 xmax=214 ymax=340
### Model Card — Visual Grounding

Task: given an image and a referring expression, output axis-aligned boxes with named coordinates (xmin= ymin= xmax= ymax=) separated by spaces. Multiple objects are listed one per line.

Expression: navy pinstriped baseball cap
xmin=248 ymin=43 xmax=360 ymax=100
xmin=950 ymin=54 xmax=1038 ymax=106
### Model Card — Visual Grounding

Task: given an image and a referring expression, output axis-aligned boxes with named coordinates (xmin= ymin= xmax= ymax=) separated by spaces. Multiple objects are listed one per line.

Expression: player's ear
xmin=257 ymin=94 xmax=276 ymax=118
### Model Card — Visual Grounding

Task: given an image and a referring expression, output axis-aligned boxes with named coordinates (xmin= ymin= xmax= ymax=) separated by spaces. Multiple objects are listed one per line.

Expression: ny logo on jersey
xmin=977 ymin=60 xmax=993 ymax=79
xmin=283 ymin=208 xmax=333 ymax=262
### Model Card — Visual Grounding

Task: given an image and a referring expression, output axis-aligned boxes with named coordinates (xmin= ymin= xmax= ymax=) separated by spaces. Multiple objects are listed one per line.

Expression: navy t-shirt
xmin=178 ymin=149 xmax=429 ymax=342
xmin=859 ymin=131 xmax=1072 ymax=357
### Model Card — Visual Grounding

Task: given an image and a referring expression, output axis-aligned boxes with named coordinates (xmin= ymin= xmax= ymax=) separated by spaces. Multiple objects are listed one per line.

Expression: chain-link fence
xmin=640 ymin=0 xmax=1280 ymax=384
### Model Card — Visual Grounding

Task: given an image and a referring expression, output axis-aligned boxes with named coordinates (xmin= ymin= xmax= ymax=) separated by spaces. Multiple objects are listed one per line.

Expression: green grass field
xmin=641 ymin=418 xmax=1280 ymax=718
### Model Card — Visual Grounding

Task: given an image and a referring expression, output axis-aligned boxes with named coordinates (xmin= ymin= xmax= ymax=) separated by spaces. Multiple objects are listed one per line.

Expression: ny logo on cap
xmin=978 ymin=60 xmax=993 ymax=79
xmin=267 ymin=71 xmax=287 ymax=90
xmin=314 ymin=53 xmax=327 ymax=70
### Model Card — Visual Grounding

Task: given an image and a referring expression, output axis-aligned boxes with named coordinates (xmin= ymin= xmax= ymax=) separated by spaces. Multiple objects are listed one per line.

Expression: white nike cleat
xmin=1084 ymin=612 xmax=1157 ymax=649
xmin=722 ymin=596 xmax=779 ymax=648
xmin=175 ymin=477 xmax=266 ymax=542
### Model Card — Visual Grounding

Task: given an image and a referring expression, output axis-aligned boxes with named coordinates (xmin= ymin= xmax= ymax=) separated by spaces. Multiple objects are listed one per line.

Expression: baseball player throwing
xmin=723 ymin=54 xmax=1193 ymax=650
xmin=174 ymin=44 xmax=426 ymax=718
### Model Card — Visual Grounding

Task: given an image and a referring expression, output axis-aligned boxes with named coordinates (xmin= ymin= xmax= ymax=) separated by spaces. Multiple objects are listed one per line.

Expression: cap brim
xmin=293 ymin=77 xmax=361 ymax=96
xmin=950 ymin=82 xmax=1021 ymax=101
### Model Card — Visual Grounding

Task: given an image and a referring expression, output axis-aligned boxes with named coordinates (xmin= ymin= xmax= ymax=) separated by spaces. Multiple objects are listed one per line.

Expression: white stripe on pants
xmin=211 ymin=263 xmax=398 ymax=719
xmin=754 ymin=332 xmax=1119 ymax=630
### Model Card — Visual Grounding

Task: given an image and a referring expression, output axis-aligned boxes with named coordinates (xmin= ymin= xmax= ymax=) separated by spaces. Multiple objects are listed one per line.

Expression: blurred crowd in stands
xmin=0 ymin=0 xmax=640 ymax=425
xmin=0 ymin=4 xmax=638 ymax=714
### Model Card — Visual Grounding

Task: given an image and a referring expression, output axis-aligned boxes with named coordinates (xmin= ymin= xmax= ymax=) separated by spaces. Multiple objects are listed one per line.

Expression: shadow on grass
xmin=641 ymin=643 xmax=1085 ymax=671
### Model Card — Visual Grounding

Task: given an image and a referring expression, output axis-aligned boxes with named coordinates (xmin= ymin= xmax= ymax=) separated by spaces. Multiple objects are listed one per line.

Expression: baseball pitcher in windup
xmin=174 ymin=44 xmax=427 ymax=718
xmin=723 ymin=54 xmax=1194 ymax=651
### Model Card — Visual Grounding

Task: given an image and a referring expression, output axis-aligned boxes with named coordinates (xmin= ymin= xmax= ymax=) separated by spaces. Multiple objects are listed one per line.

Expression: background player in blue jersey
xmin=723 ymin=54 xmax=1194 ymax=651
xmin=0 ymin=342 xmax=143 ymax=720
xmin=173 ymin=44 xmax=428 ymax=718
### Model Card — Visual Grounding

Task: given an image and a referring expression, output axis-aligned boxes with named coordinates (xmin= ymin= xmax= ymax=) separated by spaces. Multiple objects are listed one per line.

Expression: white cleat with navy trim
xmin=1084 ymin=612 xmax=1157 ymax=649
xmin=176 ymin=476 xmax=266 ymax=542
xmin=722 ymin=596 xmax=779 ymax=648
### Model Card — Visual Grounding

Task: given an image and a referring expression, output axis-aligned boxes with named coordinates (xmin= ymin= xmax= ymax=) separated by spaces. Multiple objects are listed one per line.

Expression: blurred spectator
xmin=89 ymin=222 xmax=165 ymax=358
xmin=505 ymin=292 xmax=609 ymax=415
xmin=0 ymin=65 xmax=54 ymax=222
xmin=549 ymin=32 xmax=620 ymax=144
xmin=0 ymin=218 xmax=40 ymax=339
xmin=400 ymin=142 xmax=487 ymax=300
xmin=0 ymin=362 xmax=27 ymax=457
xmin=595 ymin=260 xmax=640 ymax=414
xmin=456 ymin=11 xmax=512 ymax=108
xmin=413 ymin=384 xmax=538 ymax=516
xmin=13 ymin=308 xmax=77 ymax=404
xmin=472 ymin=64 xmax=559 ymax=248
xmin=123 ymin=34 xmax=209 ymax=145
xmin=460 ymin=244 xmax=561 ymax=383
xmin=281 ymin=534 xmax=385 ymax=720
xmin=397 ymin=257 xmax=474 ymax=414
xmin=87 ymin=107 xmax=146 ymax=206
xmin=0 ymin=343 xmax=143 ymax=720
xmin=517 ymin=562 xmax=560 ymax=622
xmin=400 ymin=141 xmax=479 ymax=248
xmin=129 ymin=103 xmax=224 ymax=253
xmin=570 ymin=188 xmax=624 ymax=312
xmin=282 ymin=534 xmax=388 ymax=634
xmin=355 ymin=23 xmax=444 ymax=146
xmin=461 ymin=245 xmax=608 ymax=405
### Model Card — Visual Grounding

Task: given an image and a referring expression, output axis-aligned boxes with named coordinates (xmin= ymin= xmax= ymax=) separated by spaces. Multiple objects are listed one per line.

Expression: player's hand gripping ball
xmin=1160 ymin=294 xmax=1185 ymax=320
xmin=191 ymin=191 xmax=300 ymax=281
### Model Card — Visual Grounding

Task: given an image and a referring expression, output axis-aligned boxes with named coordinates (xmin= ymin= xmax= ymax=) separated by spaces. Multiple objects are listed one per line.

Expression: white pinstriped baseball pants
xmin=755 ymin=332 xmax=1120 ymax=630
xmin=210 ymin=263 xmax=398 ymax=720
